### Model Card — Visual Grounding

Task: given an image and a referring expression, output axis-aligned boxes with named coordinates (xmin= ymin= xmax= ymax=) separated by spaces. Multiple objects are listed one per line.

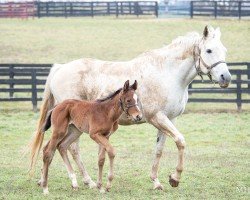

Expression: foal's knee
xmin=106 ymin=147 xmax=115 ymax=159
xmin=98 ymin=157 xmax=105 ymax=167
xmin=58 ymin=144 xmax=67 ymax=154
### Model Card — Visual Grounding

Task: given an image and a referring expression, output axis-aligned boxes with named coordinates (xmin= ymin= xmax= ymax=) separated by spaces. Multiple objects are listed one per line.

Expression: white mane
xmin=134 ymin=32 xmax=201 ymax=67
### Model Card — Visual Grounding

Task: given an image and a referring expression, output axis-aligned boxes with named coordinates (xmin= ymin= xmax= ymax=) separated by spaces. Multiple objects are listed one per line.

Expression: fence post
xmin=115 ymin=2 xmax=118 ymax=18
xmin=190 ymin=1 xmax=193 ymax=18
xmin=247 ymin=63 xmax=250 ymax=89
xmin=70 ymin=2 xmax=73 ymax=16
xmin=107 ymin=2 xmax=110 ymax=15
xmin=91 ymin=2 xmax=94 ymax=18
xmin=9 ymin=64 xmax=14 ymax=98
xmin=188 ymin=83 xmax=193 ymax=95
xmin=155 ymin=1 xmax=158 ymax=18
xmin=129 ymin=2 xmax=131 ymax=14
xmin=121 ymin=2 xmax=123 ymax=15
xmin=238 ymin=1 xmax=242 ymax=20
xmin=37 ymin=1 xmax=40 ymax=18
xmin=236 ymin=73 xmax=242 ymax=112
xmin=135 ymin=2 xmax=139 ymax=17
xmin=46 ymin=2 xmax=48 ymax=17
xmin=31 ymin=69 xmax=38 ymax=112
xmin=214 ymin=1 xmax=217 ymax=19
xmin=64 ymin=2 xmax=67 ymax=18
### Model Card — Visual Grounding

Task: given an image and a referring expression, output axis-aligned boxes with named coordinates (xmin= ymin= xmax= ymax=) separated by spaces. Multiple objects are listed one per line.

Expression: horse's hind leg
xmin=41 ymin=131 xmax=65 ymax=195
xmin=150 ymin=130 xmax=167 ymax=190
xmin=57 ymin=125 xmax=82 ymax=190
xmin=69 ymin=139 xmax=96 ymax=189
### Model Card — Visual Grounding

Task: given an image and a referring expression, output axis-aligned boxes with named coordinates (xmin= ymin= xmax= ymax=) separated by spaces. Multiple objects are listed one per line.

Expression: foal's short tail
xmin=27 ymin=64 xmax=60 ymax=176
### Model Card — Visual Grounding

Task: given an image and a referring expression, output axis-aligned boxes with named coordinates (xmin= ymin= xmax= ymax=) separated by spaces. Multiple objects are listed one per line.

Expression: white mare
xmin=29 ymin=26 xmax=231 ymax=192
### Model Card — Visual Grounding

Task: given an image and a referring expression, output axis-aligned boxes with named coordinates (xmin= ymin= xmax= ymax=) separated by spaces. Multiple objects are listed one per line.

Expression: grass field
xmin=0 ymin=17 xmax=250 ymax=199
xmin=0 ymin=18 xmax=249 ymax=63
xmin=0 ymin=110 xmax=249 ymax=199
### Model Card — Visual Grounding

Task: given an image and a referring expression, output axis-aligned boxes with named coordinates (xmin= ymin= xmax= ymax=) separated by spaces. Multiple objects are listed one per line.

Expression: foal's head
xmin=120 ymin=80 xmax=142 ymax=122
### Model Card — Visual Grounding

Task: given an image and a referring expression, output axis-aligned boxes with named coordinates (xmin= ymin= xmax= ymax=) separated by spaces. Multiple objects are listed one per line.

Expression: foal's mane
xmin=96 ymin=88 xmax=122 ymax=103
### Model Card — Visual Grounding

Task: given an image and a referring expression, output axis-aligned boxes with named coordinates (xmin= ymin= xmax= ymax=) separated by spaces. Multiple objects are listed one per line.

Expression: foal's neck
xmin=103 ymin=93 xmax=123 ymax=122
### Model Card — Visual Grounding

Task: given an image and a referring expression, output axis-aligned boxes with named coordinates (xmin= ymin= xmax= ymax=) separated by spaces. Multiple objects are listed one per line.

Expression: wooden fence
xmin=190 ymin=1 xmax=250 ymax=19
xmin=0 ymin=2 xmax=35 ymax=18
xmin=36 ymin=1 xmax=158 ymax=18
xmin=0 ymin=63 xmax=250 ymax=111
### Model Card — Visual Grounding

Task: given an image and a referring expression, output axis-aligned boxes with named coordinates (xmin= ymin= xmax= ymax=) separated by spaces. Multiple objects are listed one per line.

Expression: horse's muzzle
xmin=219 ymin=72 xmax=231 ymax=88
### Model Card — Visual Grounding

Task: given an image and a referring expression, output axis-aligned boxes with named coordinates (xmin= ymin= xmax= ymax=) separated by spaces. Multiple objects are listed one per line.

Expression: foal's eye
xmin=127 ymin=100 xmax=131 ymax=103
xmin=206 ymin=49 xmax=212 ymax=53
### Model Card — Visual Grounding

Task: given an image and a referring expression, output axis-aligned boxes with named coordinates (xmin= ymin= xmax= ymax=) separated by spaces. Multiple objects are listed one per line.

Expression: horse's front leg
xmin=150 ymin=130 xmax=167 ymax=190
xmin=150 ymin=112 xmax=185 ymax=187
xmin=68 ymin=139 xmax=96 ymax=189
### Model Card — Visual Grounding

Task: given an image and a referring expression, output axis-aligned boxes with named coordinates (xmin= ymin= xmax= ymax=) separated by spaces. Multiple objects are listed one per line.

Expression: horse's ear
xmin=131 ymin=80 xmax=138 ymax=90
xmin=203 ymin=25 xmax=215 ymax=38
xmin=203 ymin=26 xmax=209 ymax=38
xmin=214 ymin=27 xmax=221 ymax=39
xmin=123 ymin=80 xmax=130 ymax=92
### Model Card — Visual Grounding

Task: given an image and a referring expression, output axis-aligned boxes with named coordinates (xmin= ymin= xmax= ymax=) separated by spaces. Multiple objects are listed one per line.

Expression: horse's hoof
xmin=154 ymin=183 xmax=163 ymax=190
xmin=43 ymin=188 xmax=49 ymax=195
xmin=169 ymin=175 xmax=179 ymax=187
xmin=88 ymin=181 xmax=97 ymax=189
xmin=72 ymin=185 xmax=79 ymax=191
xmin=99 ymin=188 xmax=106 ymax=194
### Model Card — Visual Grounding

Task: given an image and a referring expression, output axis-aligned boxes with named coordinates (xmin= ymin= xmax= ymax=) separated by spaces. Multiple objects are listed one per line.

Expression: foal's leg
xmin=150 ymin=130 xmax=167 ymax=190
xmin=41 ymin=132 xmax=65 ymax=195
xmin=57 ymin=125 xmax=82 ymax=190
xmin=90 ymin=134 xmax=115 ymax=193
xmin=150 ymin=112 xmax=185 ymax=187
xmin=97 ymin=145 xmax=106 ymax=193
xmin=68 ymin=138 xmax=96 ymax=188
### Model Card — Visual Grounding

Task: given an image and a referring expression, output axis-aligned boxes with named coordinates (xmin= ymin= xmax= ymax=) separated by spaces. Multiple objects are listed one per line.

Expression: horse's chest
xmin=164 ymin=90 xmax=188 ymax=119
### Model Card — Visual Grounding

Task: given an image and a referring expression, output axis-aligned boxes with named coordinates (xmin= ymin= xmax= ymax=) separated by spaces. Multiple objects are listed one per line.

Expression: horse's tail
xmin=42 ymin=109 xmax=53 ymax=132
xmin=27 ymin=64 xmax=61 ymax=176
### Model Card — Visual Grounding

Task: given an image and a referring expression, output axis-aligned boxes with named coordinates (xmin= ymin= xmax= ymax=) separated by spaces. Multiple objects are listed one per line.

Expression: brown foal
xmin=30 ymin=80 xmax=142 ymax=195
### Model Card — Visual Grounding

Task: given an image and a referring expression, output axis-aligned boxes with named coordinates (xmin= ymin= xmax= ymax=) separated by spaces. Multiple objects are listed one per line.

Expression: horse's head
xmin=196 ymin=25 xmax=231 ymax=88
xmin=120 ymin=80 xmax=142 ymax=122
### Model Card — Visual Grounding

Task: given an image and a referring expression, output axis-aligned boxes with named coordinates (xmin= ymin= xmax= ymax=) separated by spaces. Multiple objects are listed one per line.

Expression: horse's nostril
xmin=221 ymin=74 xmax=225 ymax=81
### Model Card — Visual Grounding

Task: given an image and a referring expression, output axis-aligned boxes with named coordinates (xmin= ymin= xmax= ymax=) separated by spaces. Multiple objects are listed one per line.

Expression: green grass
xmin=0 ymin=18 xmax=249 ymax=63
xmin=0 ymin=110 xmax=249 ymax=199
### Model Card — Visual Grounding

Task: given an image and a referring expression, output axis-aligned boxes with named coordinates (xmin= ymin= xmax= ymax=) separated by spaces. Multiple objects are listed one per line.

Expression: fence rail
xmin=36 ymin=1 xmax=158 ymax=18
xmin=190 ymin=1 xmax=250 ymax=19
xmin=0 ymin=2 xmax=35 ymax=18
xmin=0 ymin=63 xmax=250 ymax=111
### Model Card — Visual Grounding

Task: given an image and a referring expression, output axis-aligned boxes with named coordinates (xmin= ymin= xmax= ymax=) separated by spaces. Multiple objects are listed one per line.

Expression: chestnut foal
xmin=32 ymin=80 xmax=142 ymax=195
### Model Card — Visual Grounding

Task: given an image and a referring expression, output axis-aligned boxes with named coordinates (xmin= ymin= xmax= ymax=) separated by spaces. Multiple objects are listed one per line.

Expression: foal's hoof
xmin=37 ymin=180 xmax=42 ymax=187
xmin=169 ymin=175 xmax=179 ymax=187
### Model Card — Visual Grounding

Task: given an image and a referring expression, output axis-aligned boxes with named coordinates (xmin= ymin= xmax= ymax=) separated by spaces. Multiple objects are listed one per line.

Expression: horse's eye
xmin=206 ymin=49 xmax=212 ymax=53
xmin=127 ymin=99 xmax=131 ymax=103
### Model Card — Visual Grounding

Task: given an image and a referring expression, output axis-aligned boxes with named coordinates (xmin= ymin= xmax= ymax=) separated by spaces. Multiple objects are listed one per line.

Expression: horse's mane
xmin=96 ymin=88 xmax=122 ymax=103
xmin=134 ymin=32 xmax=201 ymax=66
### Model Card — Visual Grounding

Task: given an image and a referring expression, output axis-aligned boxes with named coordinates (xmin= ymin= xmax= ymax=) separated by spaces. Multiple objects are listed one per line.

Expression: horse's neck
xmin=149 ymin=40 xmax=200 ymax=89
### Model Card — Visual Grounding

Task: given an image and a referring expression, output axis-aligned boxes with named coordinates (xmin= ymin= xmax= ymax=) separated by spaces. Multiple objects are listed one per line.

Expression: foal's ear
xmin=131 ymin=80 xmax=138 ymax=90
xmin=123 ymin=80 xmax=130 ymax=92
